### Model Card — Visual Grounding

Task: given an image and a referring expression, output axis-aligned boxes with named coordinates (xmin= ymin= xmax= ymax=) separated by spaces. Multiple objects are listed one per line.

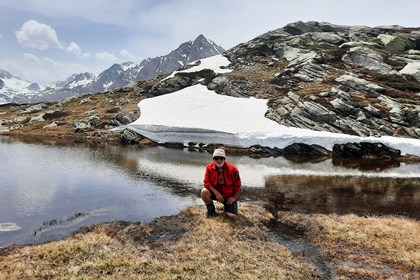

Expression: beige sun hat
xmin=212 ymin=148 xmax=226 ymax=158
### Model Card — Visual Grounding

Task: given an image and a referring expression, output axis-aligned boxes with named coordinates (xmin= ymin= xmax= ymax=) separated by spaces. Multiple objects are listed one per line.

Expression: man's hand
xmin=215 ymin=191 xmax=224 ymax=203
xmin=226 ymin=197 xmax=236 ymax=205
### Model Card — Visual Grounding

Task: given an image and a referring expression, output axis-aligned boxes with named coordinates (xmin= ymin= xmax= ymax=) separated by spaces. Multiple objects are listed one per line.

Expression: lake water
xmin=1 ymin=136 xmax=419 ymax=248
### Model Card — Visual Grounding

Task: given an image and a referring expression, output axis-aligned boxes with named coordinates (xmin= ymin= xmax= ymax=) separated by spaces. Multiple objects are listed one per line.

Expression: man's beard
xmin=215 ymin=162 xmax=224 ymax=168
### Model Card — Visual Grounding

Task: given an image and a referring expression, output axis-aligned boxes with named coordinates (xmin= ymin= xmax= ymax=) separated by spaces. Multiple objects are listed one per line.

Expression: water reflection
xmin=332 ymin=157 xmax=401 ymax=171
xmin=0 ymin=135 xmax=419 ymax=248
xmin=262 ymin=175 xmax=420 ymax=218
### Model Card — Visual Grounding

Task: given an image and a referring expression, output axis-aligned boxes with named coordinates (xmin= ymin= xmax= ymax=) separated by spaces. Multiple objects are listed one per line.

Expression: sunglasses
xmin=213 ymin=157 xmax=225 ymax=161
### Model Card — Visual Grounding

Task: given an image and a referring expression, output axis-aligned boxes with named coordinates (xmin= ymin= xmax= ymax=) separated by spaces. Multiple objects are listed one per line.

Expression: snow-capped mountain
xmin=0 ymin=35 xmax=224 ymax=104
xmin=0 ymin=70 xmax=42 ymax=104
xmin=136 ymin=34 xmax=225 ymax=81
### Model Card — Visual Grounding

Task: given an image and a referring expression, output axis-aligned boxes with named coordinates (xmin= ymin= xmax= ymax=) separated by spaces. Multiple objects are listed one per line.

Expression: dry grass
xmin=0 ymin=89 xmax=143 ymax=143
xmin=278 ymin=212 xmax=420 ymax=279
xmin=0 ymin=204 xmax=320 ymax=280
xmin=225 ymin=60 xmax=287 ymax=99
xmin=1 ymin=203 xmax=418 ymax=279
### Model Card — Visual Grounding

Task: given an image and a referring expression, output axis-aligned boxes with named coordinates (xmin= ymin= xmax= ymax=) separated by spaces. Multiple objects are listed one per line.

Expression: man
xmin=201 ymin=148 xmax=241 ymax=218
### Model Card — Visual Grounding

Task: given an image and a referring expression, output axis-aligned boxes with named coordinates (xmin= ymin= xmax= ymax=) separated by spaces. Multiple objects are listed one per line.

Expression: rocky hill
xmin=220 ymin=21 xmax=420 ymax=139
xmin=1 ymin=21 xmax=419 ymax=161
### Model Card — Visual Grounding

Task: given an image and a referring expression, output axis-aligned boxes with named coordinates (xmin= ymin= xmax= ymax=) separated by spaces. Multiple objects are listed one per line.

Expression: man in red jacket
xmin=201 ymin=148 xmax=241 ymax=218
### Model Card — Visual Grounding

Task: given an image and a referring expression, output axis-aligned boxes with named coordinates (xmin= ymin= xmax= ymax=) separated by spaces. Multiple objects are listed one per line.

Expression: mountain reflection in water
xmin=0 ymin=135 xmax=419 ymax=247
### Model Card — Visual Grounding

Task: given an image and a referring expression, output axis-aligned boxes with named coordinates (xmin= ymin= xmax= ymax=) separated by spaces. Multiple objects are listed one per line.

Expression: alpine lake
xmin=1 ymin=135 xmax=419 ymax=248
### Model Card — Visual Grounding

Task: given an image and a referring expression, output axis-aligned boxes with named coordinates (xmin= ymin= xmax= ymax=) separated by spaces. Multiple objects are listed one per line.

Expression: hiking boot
xmin=206 ymin=203 xmax=216 ymax=217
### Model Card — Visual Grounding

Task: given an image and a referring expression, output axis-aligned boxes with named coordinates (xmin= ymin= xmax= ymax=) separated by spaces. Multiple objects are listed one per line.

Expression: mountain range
xmin=1 ymin=21 xmax=420 ymax=150
xmin=0 ymin=34 xmax=224 ymax=104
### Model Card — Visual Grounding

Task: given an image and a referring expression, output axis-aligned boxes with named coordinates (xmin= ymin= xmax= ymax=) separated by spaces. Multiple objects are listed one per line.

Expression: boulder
xmin=283 ymin=21 xmax=324 ymax=35
xmin=342 ymin=46 xmax=393 ymax=74
xmin=74 ymin=121 xmax=91 ymax=132
xmin=120 ymin=128 xmax=142 ymax=144
xmin=332 ymin=142 xmax=401 ymax=159
xmin=377 ymin=34 xmax=413 ymax=53
xmin=249 ymin=145 xmax=283 ymax=158
xmin=115 ymin=112 xmax=133 ymax=125
xmin=399 ymin=61 xmax=420 ymax=82
xmin=283 ymin=143 xmax=331 ymax=157
xmin=151 ymin=75 xmax=193 ymax=96
xmin=29 ymin=113 xmax=45 ymax=122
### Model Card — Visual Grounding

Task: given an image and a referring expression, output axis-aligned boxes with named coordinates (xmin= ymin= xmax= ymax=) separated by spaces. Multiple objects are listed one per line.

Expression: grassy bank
xmin=1 ymin=203 xmax=419 ymax=279
xmin=278 ymin=212 xmax=420 ymax=279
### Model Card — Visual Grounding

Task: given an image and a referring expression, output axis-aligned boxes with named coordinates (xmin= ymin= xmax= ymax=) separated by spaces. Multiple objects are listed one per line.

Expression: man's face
xmin=213 ymin=156 xmax=225 ymax=167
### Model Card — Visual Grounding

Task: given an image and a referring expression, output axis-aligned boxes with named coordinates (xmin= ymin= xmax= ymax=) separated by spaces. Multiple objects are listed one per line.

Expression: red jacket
xmin=203 ymin=161 xmax=241 ymax=199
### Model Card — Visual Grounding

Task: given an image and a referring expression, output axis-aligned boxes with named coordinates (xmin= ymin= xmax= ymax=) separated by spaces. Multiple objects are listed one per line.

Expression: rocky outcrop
xmin=332 ymin=142 xmax=401 ymax=159
xmin=283 ymin=143 xmax=331 ymax=157
xmin=150 ymin=69 xmax=217 ymax=96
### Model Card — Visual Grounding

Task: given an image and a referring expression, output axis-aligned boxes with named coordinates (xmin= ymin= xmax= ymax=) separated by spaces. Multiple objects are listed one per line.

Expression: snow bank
xmin=126 ymin=84 xmax=420 ymax=155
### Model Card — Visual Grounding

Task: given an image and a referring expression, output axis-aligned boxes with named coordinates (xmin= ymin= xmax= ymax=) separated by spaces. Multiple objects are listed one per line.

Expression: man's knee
xmin=201 ymin=188 xmax=212 ymax=202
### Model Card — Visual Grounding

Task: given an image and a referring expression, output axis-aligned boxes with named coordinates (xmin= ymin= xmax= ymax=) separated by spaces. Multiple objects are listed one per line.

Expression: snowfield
xmin=125 ymin=55 xmax=420 ymax=156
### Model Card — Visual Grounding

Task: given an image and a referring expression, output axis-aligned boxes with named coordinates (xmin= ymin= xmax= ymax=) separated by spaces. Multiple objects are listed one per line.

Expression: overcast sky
xmin=0 ymin=0 xmax=419 ymax=84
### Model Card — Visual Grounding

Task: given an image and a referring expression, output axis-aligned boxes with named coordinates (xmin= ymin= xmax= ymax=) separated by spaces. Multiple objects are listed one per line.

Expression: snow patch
xmin=165 ymin=55 xmax=231 ymax=80
xmin=125 ymin=84 xmax=420 ymax=155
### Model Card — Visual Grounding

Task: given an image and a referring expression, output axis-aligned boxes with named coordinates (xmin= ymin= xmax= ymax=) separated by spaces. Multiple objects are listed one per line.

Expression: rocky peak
xmin=135 ymin=34 xmax=225 ymax=81
xmin=188 ymin=34 xmax=225 ymax=62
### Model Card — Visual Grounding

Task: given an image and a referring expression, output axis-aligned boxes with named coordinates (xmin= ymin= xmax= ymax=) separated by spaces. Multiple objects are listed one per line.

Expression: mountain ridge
xmin=0 ymin=34 xmax=225 ymax=104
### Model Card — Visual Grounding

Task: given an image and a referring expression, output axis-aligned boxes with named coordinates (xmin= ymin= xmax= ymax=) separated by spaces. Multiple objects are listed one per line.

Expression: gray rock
xmin=333 ymin=142 xmax=401 ymax=159
xmin=284 ymin=143 xmax=331 ymax=157
xmin=335 ymin=75 xmax=384 ymax=93
xmin=74 ymin=121 xmax=91 ymax=132
xmin=330 ymin=98 xmax=357 ymax=115
xmin=17 ymin=103 xmax=47 ymax=114
xmin=120 ymin=128 xmax=143 ymax=144
xmin=342 ymin=46 xmax=393 ymax=73
xmin=207 ymin=76 xmax=229 ymax=91
xmin=151 ymin=75 xmax=193 ymax=96
xmin=364 ymin=103 xmax=383 ymax=117
xmin=115 ymin=112 xmax=133 ymax=125
xmin=339 ymin=41 xmax=382 ymax=49
xmin=10 ymin=124 xmax=23 ymax=130
xmin=377 ymin=34 xmax=413 ymax=53
xmin=289 ymin=32 xmax=345 ymax=47
xmin=296 ymin=101 xmax=337 ymax=123
xmin=43 ymin=121 xmax=59 ymax=129
xmin=399 ymin=61 xmax=420 ymax=82
xmin=29 ymin=113 xmax=45 ymax=122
